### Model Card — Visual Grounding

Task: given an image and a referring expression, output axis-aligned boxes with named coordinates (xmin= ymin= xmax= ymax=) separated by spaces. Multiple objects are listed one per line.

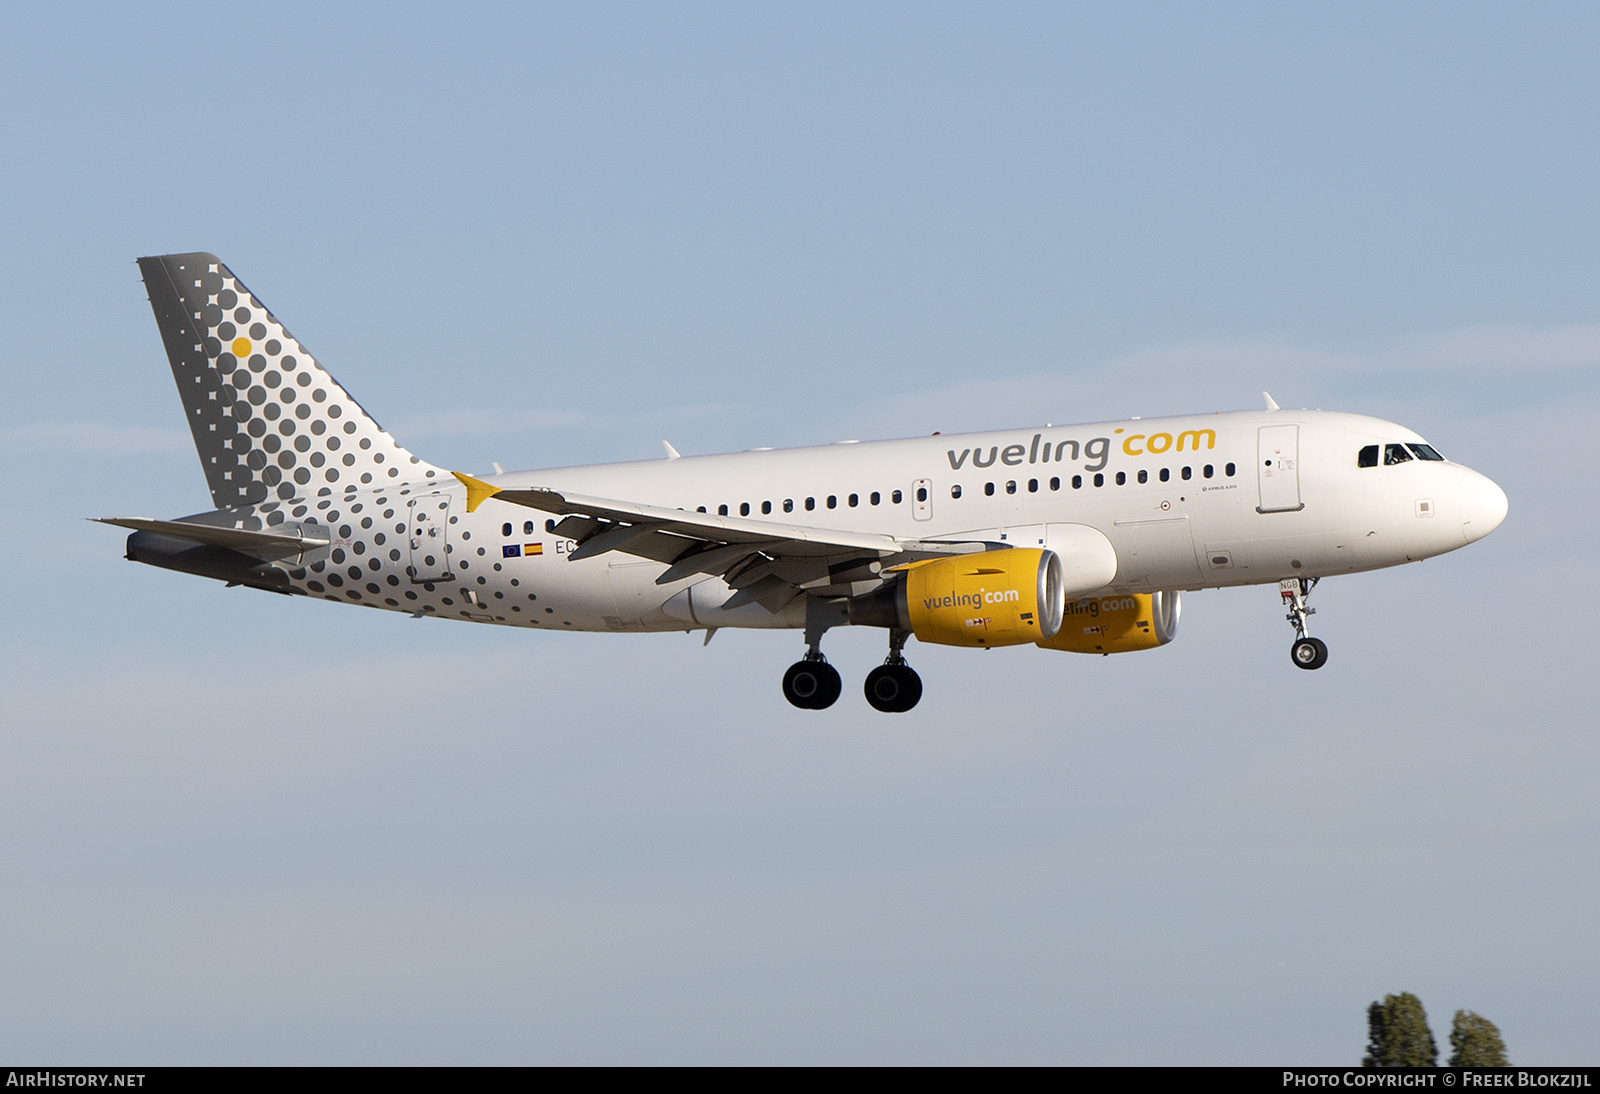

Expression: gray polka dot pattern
xmin=138 ymin=253 xmax=441 ymax=510
xmin=134 ymin=252 xmax=559 ymax=634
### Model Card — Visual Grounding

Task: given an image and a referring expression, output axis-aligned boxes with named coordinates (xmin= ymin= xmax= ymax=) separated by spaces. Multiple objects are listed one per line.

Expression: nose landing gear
xmin=1282 ymin=577 xmax=1328 ymax=670
xmin=864 ymin=628 xmax=922 ymax=713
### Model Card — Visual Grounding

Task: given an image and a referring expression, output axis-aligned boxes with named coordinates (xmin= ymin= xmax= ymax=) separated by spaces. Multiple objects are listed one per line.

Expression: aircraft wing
xmin=453 ymin=473 xmax=990 ymax=611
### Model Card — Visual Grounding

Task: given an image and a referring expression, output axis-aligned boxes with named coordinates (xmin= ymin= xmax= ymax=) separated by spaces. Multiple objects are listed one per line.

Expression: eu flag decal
xmin=502 ymin=544 xmax=521 ymax=558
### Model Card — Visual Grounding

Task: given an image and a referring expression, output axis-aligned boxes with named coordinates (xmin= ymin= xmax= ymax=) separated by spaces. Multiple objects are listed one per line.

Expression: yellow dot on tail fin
xmin=231 ymin=337 xmax=251 ymax=358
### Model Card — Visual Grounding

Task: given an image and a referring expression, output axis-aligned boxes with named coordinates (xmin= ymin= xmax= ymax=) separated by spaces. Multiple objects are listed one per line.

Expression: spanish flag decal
xmin=524 ymin=543 xmax=543 ymax=556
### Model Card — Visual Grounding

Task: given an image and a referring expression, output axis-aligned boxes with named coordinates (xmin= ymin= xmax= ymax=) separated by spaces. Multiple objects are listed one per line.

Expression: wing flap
xmin=656 ymin=541 xmax=779 ymax=584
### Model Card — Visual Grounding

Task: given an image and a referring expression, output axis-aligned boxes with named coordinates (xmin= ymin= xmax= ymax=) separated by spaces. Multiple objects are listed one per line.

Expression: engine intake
xmin=1036 ymin=591 xmax=1181 ymax=654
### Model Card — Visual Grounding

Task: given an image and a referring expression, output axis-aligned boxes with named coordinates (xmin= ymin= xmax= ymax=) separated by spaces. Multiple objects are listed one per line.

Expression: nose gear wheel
xmin=1281 ymin=577 xmax=1328 ymax=670
xmin=1291 ymin=636 xmax=1328 ymax=670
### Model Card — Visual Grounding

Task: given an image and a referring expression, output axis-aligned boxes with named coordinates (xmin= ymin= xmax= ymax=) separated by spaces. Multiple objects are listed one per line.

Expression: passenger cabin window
xmin=1203 ymin=465 xmax=1214 ymax=478
xmin=1384 ymin=443 xmax=1413 ymax=465
xmin=985 ymin=482 xmax=995 ymax=496
xmin=783 ymin=499 xmax=794 ymax=512
xmin=805 ymin=497 xmax=815 ymax=511
xmin=892 ymin=490 xmax=903 ymax=504
xmin=870 ymin=492 xmax=881 ymax=505
xmin=1072 ymin=475 xmax=1082 ymax=489
xmin=1408 ymin=443 xmax=1446 ymax=461
xmin=1160 ymin=468 xmax=1170 ymax=482
xmin=1093 ymin=473 xmax=1104 ymax=487
xmin=1050 ymin=477 xmax=1060 ymax=490
xmin=523 ymin=521 xmax=535 ymax=535
xmin=826 ymin=495 xmax=837 ymax=509
xmin=848 ymin=493 xmax=859 ymax=507
xmin=1028 ymin=478 xmax=1038 ymax=492
xmin=1181 ymin=466 xmax=1192 ymax=480
xmin=718 ymin=504 xmax=729 ymax=515
xmin=1006 ymin=480 xmax=1017 ymax=494
xmin=1358 ymin=445 xmax=1379 ymax=468
xmin=916 ymin=486 xmax=928 ymax=502
xmin=951 ymin=485 xmax=962 ymax=499
xmin=761 ymin=501 xmax=772 ymax=514
xmin=1137 ymin=470 xmax=1147 ymax=484
xmin=1115 ymin=471 xmax=1126 ymax=485
xmin=502 ymin=523 xmax=513 ymax=536
xmin=1225 ymin=463 xmax=1236 ymax=477
xmin=739 ymin=502 xmax=750 ymax=516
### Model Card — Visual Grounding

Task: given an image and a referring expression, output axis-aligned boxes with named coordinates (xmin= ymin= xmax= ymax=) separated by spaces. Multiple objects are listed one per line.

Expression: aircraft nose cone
xmin=1460 ymin=470 xmax=1508 ymax=543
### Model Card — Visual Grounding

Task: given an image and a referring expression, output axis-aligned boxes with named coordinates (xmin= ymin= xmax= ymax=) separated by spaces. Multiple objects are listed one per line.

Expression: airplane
xmin=99 ymin=253 xmax=1510 ymax=712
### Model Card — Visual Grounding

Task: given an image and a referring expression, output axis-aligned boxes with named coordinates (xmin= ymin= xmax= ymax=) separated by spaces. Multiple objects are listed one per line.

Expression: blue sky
xmin=1 ymin=2 xmax=1596 ymax=1063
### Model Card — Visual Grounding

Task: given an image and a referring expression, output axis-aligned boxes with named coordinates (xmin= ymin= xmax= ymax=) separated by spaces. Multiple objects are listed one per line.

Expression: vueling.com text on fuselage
xmin=946 ymin=429 xmax=1216 ymax=474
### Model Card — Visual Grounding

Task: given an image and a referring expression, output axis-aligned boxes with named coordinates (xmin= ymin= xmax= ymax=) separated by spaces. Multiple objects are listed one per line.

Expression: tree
xmin=1363 ymin=992 xmax=1438 ymax=1067
xmin=1449 ymin=1010 xmax=1509 ymax=1067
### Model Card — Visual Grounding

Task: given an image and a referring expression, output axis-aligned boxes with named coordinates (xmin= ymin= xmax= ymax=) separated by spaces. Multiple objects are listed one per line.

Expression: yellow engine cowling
xmin=901 ymin=549 xmax=1064 ymax=647
xmin=1036 ymin=590 xmax=1181 ymax=654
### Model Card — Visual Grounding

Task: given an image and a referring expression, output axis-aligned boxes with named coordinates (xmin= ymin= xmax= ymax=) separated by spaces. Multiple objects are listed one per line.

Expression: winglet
xmin=1262 ymin=391 xmax=1280 ymax=412
xmin=452 ymin=471 xmax=503 ymax=513
xmin=663 ymin=441 xmax=681 ymax=460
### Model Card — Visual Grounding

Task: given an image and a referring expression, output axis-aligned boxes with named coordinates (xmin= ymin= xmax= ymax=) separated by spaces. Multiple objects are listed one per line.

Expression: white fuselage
xmin=276 ymin=409 xmax=1506 ymax=634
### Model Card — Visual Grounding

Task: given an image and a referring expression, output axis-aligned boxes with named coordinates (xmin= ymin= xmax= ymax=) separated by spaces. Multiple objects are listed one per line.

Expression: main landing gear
xmin=1281 ymin=577 xmax=1329 ymax=670
xmin=782 ymin=655 xmax=842 ymax=710
xmin=864 ymin=628 xmax=922 ymax=713
xmin=781 ymin=621 xmax=922 ymax=712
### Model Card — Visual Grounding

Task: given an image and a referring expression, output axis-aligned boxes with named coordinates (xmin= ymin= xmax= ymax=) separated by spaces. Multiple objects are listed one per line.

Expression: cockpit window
xmin=1384 ymin=443 xmax=1413 ymax=465
xmin=1407 ymin=443 xmax=1445 ymax=461
xmin=1358 ymin=445 xmax=1379 ymax=468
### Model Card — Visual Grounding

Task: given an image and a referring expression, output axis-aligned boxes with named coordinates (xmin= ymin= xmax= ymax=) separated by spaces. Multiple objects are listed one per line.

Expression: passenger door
xmin=1257 ymin=425 xmax=1303 ymax=513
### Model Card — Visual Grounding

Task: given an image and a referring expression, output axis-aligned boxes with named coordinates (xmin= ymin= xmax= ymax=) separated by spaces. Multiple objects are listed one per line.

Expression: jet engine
xmin=1035 ymin=590 xmax=1181 ymax=654
xmin=848 ymin=548 xmax=1065 ymax=647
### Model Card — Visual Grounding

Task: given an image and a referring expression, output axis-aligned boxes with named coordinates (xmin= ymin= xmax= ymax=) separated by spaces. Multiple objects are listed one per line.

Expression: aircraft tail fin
xmin=137 ymin=253 xmax=443 ymax=510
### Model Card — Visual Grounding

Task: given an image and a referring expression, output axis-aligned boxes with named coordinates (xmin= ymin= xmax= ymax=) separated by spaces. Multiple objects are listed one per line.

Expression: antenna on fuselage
xmin=1262 ymin=391 xmax=1280 ymax=412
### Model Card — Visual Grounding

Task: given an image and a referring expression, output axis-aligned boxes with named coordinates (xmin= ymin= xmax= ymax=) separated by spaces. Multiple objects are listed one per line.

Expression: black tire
xmin=864 ymin=665 xmax=899 ymax=712
xmin=813 ymin=661 xmax=842 ymax=709
xmin=864 ymin=664 xmax=923 ymax=713
xmin=784 ymin=660 xmax=842 ymax=709
xmin=1291 ymin=636 xmax=1329 ymax=670
xmin=893 ymin=666 xmax=923 ymax=711
xmin=782 ymin=661 xmax=821 ymax=708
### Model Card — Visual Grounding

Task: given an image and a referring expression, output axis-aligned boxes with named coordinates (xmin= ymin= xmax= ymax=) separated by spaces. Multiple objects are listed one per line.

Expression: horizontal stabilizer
xmin=94 ymin=517 xmax=329 ymax=561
